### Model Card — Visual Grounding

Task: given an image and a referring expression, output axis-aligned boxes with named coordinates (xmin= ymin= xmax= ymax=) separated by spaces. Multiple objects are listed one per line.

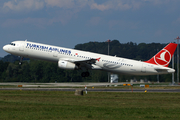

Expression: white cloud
xmin=144 ymin=0 xmax=170 ymax=5
xmin=1 ymin=0 xmax=143 ymax=13
xmin=45 ymin=0 xmax=74 ymax=8
xmin=1 ymin=0 xmax=180 ymax=28
xmin=44 ymin=0 xmax=92 ymax=9
xmin=90 ymin=2 xmax=111 ymax=11
xmin=90 ymin=0 xmax=142 ymax=11
xmin=1 ymin=0 xmax=180 ymax=13
xmin=82 ymin=0 xmax=141 ymax=11
xmin=1 ymin=0 xmax=91 ymax=14
xmin=3 ymin=0 xmax=44 ymax=12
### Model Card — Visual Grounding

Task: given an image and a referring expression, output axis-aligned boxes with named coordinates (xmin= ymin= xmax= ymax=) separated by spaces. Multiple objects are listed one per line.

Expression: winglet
xmin=145 ymin=43 xmax=177 ymax=67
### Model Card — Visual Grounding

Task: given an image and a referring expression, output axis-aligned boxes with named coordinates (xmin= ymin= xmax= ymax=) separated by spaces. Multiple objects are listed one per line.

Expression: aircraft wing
xmin=61 ymin=57 xmax=100 ymax=64
xmin=60 ymin=58 xmax=101 ymax=70
xmin=70 ymin=58 xmax=97 ymax=64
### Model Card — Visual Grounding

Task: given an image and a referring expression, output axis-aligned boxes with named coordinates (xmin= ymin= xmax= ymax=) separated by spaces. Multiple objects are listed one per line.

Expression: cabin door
xmin=53 ymin=51 xmax=58 ymax=57
xmin=141 ymin=63 xmax=146 ymax=73
xmin=19 ymin=43 xmax=24 ymax=51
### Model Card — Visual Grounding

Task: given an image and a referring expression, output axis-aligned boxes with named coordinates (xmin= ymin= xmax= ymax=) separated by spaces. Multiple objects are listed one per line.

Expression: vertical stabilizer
xmin=145 ymin=43 xmax=177 ymax=67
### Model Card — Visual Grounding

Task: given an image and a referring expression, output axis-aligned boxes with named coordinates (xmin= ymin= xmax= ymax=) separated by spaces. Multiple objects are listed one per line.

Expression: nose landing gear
xmin=19 ymin=57 xmax=23 ymax=65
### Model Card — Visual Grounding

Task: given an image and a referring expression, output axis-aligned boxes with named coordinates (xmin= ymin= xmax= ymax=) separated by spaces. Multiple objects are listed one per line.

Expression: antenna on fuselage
xmin=25 ymin=39 xmax=27 ymax=41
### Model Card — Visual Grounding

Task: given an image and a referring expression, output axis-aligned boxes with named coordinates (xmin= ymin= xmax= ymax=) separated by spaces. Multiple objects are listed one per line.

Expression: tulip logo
xmin=154 ymin=49 xmax=171 ymax=66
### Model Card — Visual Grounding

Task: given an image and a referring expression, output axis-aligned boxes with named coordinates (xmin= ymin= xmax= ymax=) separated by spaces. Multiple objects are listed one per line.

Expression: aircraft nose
xmin=3 ymin=45 xmax=9 ymax=52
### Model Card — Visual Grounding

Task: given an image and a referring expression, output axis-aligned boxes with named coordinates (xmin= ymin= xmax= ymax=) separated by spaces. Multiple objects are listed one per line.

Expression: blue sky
xmin=1 ymin=0 xmax=180 ymax=57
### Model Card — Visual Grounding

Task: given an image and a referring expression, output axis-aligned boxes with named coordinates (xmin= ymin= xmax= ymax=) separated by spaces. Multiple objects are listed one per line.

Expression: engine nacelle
xmin=58 ymin=60 xmax=77 ymax=70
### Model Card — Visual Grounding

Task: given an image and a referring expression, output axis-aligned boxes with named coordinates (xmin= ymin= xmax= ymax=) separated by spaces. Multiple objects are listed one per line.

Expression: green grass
xmin=0 ymin=91 xmax=180 ymax=120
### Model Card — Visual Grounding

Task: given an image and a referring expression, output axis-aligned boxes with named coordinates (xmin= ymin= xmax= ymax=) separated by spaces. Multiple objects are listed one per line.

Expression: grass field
xmin=0 ymin=90 xmax=180 ymax=120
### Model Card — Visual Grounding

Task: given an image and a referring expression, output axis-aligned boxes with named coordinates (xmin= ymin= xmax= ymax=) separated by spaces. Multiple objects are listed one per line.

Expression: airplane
xmin=3 ymin=40 xmax=177 ymax=77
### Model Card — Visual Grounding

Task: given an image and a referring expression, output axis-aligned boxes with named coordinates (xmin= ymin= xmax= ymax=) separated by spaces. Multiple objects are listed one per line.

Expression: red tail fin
xmin=145 ymin=43 xmax=177 ymax=67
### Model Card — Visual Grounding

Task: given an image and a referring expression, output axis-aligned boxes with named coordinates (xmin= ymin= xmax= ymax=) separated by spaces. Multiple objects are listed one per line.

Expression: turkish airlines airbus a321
xmin=3 ymin=40 xmax=177 ymax=77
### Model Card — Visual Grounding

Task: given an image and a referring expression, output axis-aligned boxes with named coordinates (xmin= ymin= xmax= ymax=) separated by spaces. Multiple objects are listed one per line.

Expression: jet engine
xmin=58 ymin=60 xmax=77 ymax=70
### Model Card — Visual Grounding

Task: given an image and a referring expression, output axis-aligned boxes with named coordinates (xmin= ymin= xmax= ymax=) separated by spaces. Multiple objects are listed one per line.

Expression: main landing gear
xmin=81 ymin=72 xmax=90 ymax=77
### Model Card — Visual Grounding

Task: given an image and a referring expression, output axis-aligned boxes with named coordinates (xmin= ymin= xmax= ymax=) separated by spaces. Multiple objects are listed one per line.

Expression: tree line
xmin=0 ymin=40 xmax=179 ymax=83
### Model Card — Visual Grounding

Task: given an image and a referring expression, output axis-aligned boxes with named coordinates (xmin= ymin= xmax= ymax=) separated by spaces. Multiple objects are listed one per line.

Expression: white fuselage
xmin=3 ymin=41 xmax=175 ymax=75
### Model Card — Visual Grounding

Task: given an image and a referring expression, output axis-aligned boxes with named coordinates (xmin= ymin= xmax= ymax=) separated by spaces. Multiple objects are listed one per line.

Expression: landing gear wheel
xmin=81 ymin=72 xmax=86 ymax=77
xmin=81 ymin=72 xmax=90 ymax=77
xmin=85 ymin=72 xmax=89 ymax=77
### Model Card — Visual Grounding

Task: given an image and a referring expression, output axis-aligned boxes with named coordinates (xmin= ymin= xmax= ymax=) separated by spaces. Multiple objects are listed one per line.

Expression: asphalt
xmin=0 ymin=82 xmax=180 ymax=92
xmin=0 ymin=88 xmax=180 ymax=92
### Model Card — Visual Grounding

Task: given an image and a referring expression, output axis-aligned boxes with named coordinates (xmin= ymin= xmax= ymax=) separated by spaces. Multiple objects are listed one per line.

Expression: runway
xmin=1 ymin=88 xmax=180 ymax=92
xmin=0 ymin=82 xmax=180 ymax=92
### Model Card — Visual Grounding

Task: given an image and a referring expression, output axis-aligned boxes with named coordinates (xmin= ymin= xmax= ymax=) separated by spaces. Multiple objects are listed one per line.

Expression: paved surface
xmin=0 ymin=88 xmax=180 ymax=92
xmin=0 ymin=82 xmax=180 ymax=92
xmin=0 ymin=82 xmax=124 ymax=87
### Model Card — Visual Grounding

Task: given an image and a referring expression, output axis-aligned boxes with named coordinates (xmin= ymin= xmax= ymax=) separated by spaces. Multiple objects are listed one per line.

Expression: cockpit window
xmin=10 ymin=43 xmax=16 ymax=46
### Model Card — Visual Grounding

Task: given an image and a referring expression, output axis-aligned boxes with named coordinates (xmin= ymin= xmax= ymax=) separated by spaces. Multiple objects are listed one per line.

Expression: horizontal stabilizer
xmin=154 ymin=68 xmax=175 ymax=73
